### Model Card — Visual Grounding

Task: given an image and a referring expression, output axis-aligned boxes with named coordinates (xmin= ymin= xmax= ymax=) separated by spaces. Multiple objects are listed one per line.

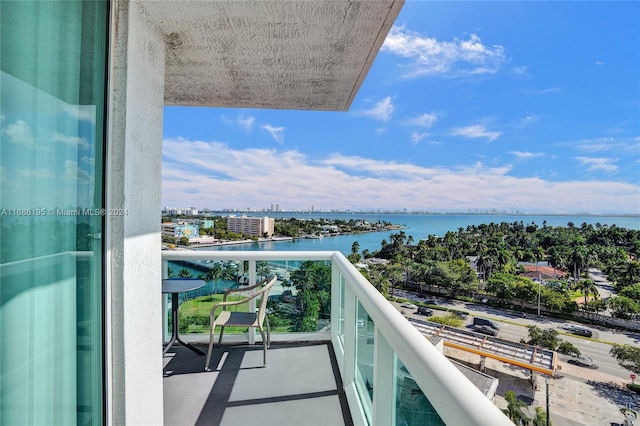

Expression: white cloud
xmin=61 ymin=104 xmax=96 ymax=123
xmin=512 ymin=66 xmax=529 ymax=77
xmin=411 ymin=132 xmax=429 ymax=144
xmin=535 ymin=87 xmax=562 ymax=95
xmin=575 ymin=156 xmax=618 ymax=173
xmin=451 ymin=124 xmax=501 ymax=142
xmin=15 ymin=168 xmax=56 ymax=179
xmin=161 ymin=137 xmax=639 ymax=214
xmin=510 ymin=151 xmax=544 ymax=160
xmin=360 ymin=97 xmax=394 ymax=122
xmin=62 ymin=160 xmax=92 ymax=183
xmin=407 ymin=113 xmax=438 ymax=128
xmin=596 ymin=61 xmax=605 ymax=65
xmin=561 ymin=136 xmax=639 ymax=155
xmin=81 ymin=156 xmax=95 ymax=166
xmin=382 ymin=27 xmax=507 ymax=78
xmin=52 ymin=132 xmax=89 ymax=149
xmin=517 ymin=114 xmax=539 ymax=128
xmin=237 ymin=114 xmax=255 ymax=132
xmin=261 ymin=124 xmax=285 ymax=144
xmin=3 ymin=119 xmax=36 ymax=147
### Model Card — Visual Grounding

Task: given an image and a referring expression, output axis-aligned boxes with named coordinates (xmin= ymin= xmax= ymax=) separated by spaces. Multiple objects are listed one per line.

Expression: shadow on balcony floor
xmin=163 ymin=342 xmax=353 ymax=426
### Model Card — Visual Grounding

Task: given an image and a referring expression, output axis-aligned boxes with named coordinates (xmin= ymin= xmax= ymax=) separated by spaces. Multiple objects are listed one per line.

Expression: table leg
xmin=164 ymin=293 xmax=204 ymax=355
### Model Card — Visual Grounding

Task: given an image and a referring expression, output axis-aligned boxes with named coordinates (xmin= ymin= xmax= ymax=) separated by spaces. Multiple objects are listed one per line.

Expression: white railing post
xmin=330 ymin=263 xmax=343 ymax=366
xmin=373 ymin=327 xmax=395 ymax=426
xmin=162 ymin=259 xmax=169 ymax=342
xmin=248 ymin=259 xmax=256 ymax=344
xmin=343 ymin=284 xmax=357 ymax=388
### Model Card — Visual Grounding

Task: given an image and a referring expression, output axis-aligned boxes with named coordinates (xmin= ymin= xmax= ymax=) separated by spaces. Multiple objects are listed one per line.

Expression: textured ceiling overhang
xmin=141 ymin=0 xmax=404 ymax=110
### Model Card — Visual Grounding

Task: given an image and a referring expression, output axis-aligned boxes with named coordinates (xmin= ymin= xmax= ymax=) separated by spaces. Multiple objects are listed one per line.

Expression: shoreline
xmin=166 ymin=226 xmax=404 ymax=250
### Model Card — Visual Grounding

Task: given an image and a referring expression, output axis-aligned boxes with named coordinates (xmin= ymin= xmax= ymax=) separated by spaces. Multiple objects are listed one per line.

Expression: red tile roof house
xmin=520 ymin=264 xmax=568 ymax=281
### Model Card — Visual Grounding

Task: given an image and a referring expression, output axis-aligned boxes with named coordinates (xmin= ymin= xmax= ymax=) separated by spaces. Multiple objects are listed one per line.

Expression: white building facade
xmin=227 ymin=215 xmax=275 ymax=238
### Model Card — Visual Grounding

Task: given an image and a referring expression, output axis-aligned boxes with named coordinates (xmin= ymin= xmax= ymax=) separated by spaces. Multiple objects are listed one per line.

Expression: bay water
xmin=173 ymin=213 xmax=638 ymax=295
xmin=198 ymin=213 xmax=640 ymax=255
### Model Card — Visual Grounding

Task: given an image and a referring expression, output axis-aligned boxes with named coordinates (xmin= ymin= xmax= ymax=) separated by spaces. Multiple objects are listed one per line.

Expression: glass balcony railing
xmin=161 ymin=250 xmax=511 ymax=425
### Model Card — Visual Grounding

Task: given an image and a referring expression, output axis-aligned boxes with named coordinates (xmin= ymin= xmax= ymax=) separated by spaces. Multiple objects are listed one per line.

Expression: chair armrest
xmin=226 ymin=278 xmax=267 ymax=294
xmin=222 ymin=276 xmax=272 ymax=301
xmin=210 ymin=298 xmax=250 ymax=316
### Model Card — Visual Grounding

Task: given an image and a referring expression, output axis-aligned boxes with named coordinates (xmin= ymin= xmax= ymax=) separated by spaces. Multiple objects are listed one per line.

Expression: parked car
xmin=416 ymin=307 xmax=433 ymax=316
xmin=568 ymin=355 xmax=598 ymax=369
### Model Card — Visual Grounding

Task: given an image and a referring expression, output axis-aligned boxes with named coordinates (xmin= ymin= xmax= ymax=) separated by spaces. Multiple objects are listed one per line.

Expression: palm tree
xmin=534 ymin=246 xmax=546 ymax=271
xmin=476 ymin=253 xmax=495 ymax=281
xmin=205 ymin=263 xmax=223 ymax=294
xmin=256 ymin=260 xmax=271 ymax=279
xmin=623 ymin=260 xmax=640 ymax=287
xmin=533 ymin=407 xmax=550 ymax=426
xmin=348 ymin=241 xmax=361 ymax=263
xmin=351 ymin=241 xmax=360 ymax=256
xmin=178 ymin=268 xmax=192 ymax=278
xmin=570 ymin=244 xmax=586 ymax=283
xmin=577 ymin=278 xmax=598 ymax=306
xmin=503 ymin=390 xmax=525 ymax=423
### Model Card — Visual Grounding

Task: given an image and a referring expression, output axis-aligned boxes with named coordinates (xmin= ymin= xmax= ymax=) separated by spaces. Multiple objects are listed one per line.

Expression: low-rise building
xmin=162 ymin=221 xmax=200 ymax=239
xmin=227 ymin=215 xmax=274 ymax=237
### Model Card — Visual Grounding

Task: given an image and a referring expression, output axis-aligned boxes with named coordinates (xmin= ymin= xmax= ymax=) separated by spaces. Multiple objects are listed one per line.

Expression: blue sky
xmin=163 ymin=1 xmax=640 ymax=215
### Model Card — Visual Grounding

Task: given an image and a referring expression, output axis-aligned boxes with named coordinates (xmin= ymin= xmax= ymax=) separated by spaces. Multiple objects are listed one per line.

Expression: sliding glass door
xmin=0 ymin=1 xmax=109 ymax=424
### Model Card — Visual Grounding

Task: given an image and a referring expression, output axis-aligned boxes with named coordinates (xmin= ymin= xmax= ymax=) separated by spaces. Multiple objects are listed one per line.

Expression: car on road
xmin=571 ymin=327 xmax=593 ymax=337
xmin=568 ymin=355 xmax=598 ymax=369
xmin=416 ymin=307 xmax=433 ymax=316
xmin=401 ymin=303 xmax=417 ymax=309
xmin=564 ymin=325 xmax=593 ymax=337
xmin=472 ymin=317 xmax=500 ymax=336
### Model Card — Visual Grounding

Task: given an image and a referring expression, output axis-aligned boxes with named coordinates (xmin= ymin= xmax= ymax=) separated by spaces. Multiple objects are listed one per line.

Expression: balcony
xmin=161 ymin=251 xmax=511 ymax=425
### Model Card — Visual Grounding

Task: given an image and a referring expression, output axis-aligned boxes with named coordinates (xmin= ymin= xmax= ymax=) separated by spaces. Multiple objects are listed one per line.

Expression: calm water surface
xmin=197 ymin=213 xmax=640 ymax=255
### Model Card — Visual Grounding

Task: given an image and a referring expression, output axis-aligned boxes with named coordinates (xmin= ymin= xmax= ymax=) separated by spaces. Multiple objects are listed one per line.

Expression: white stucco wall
xmin=107 ymin=0 xmax=165 ymax=424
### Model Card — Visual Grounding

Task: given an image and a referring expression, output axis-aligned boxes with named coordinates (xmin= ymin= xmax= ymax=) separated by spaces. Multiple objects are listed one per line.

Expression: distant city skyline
xmin=163 ymin=1 xmax=640 ymax=215
xmin=163 ymin=205 xmax=639 ymax=217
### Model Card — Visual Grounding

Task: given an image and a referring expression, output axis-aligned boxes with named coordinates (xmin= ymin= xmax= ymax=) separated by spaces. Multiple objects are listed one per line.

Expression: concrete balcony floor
xmin=163 ymin=341 xmax=354 ymax=426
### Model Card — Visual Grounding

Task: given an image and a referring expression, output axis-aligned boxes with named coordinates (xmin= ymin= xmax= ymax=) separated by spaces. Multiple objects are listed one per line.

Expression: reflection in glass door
xmin=0 ymin=1 xmax=109 ymax=424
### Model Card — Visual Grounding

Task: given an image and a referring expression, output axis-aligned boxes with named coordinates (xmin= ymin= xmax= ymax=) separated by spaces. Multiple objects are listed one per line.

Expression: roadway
xmin=391 ymin=289 xmax=639 ymax=383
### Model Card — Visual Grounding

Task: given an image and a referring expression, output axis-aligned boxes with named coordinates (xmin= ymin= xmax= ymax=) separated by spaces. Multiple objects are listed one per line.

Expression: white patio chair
xmin=205 ymin=275 xmax=277 ymax=370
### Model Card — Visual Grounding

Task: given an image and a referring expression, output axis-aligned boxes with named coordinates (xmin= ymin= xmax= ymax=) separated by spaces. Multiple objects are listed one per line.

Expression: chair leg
xmin=265 ymin=317 xmax=271 ymax=349
xmin=205 ymin=325 xmax=216 ymax=371
xmin=218 ymin=325 xmax=225 ymax=345
xmin=259 ymin=327 xmax=267 ymax=367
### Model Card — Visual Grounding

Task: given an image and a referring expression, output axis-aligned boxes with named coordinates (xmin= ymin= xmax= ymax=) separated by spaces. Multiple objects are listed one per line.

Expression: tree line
xmin=352 ymin=221 xmax=639 ymax=319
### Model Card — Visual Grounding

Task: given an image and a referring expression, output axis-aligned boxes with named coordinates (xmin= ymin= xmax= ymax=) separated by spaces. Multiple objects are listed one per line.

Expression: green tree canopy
xmin=503 ymin=390 xmax=525 ymax=423
xmin=608 ymin=296 xmax=640 ymax=320
xmin=522 ymin=325 xmax=559 ymax=350
xmin=610 ymin=344 xmax=640 ymax=375
xmin=178 ymin=268 xmax=193 ymax=278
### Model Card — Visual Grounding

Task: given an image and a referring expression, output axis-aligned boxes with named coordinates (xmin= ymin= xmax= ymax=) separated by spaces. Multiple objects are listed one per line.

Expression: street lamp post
xmin=537 ymin=274 xmax=542 ymax=316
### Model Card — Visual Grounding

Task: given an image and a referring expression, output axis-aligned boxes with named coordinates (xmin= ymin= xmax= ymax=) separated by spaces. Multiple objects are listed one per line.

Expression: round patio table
xmin=162 ymin=279 xmax=206 ymax=355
